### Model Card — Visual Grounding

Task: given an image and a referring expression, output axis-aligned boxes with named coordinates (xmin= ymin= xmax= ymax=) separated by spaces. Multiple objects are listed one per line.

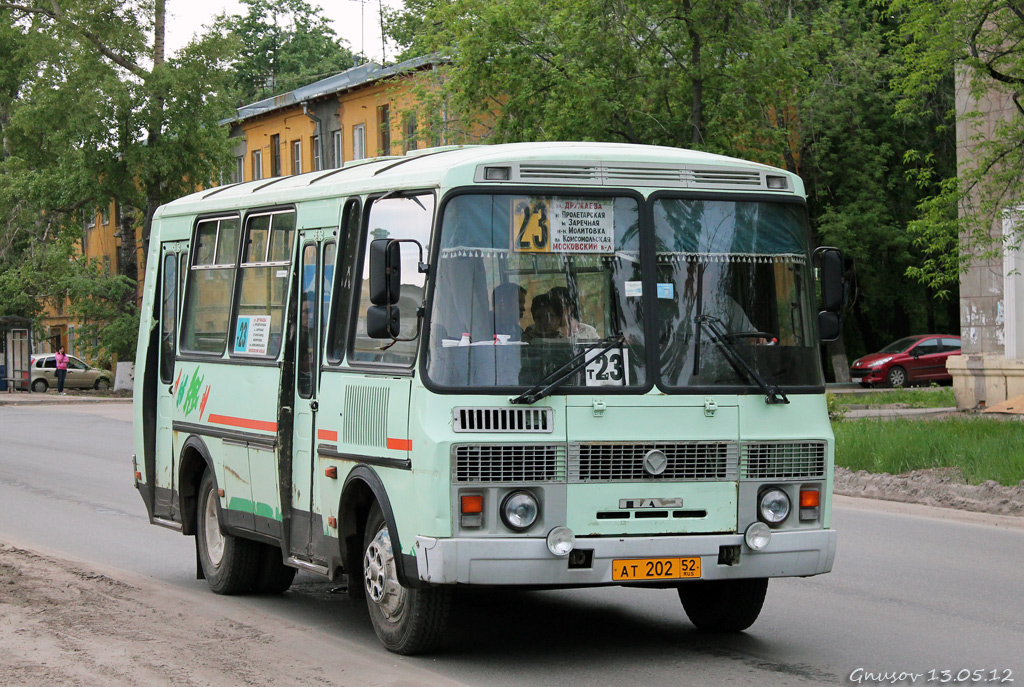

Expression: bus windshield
xmin=653 ymin=197 xmax=821 ymax=389
xmin=425 ymin=193 xmax=822 ymax=392
xmin=426 ymin=193 xmax=647 ymax=390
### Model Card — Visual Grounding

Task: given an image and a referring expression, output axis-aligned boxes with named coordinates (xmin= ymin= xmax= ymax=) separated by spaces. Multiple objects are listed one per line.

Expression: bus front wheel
xmin=362 ymin=504 xmax=451 ymax=654
xmin=678 ymin=578 xmax=769 ymax=632
xmin=196 ymin=471 xmax=260 ymax=594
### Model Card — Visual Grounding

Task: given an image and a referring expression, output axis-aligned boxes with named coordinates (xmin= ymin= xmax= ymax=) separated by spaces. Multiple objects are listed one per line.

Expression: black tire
xmin=253 ymin=543 xmax=296 ymax=594
xmin=94 ymin=378 xmax=111 ymax=390
xmin=31 ymin=379 xmax=48 ymax=393
xmin=678 ymin=578 xmax=769 ymax=632
xmin=886 ymin=365 xmax=907 ymax=388
xmin=362 ymin=504 xmax=451 ymax=654
xmin=858 ymin=382 xmax=872 ymax=388
xmin=196 ymin=470 xmax=261 ymax=594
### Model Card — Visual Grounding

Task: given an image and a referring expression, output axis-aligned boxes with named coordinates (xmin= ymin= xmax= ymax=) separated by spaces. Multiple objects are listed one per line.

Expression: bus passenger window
xmin=350 ymin=194 xmax=434 ymax=366
xmin=233 ymin=211 xmax=295 ymax=359
xmin=181 ymin=217 xmax=239 ymax=355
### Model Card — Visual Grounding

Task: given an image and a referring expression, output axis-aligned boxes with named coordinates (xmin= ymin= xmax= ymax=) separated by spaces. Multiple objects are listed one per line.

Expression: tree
xmin=386 ymin=0 xmax=959 ymax=363
xmin=210 ymin=0 xmax=359 ymax=105
xmin=0 ymin=1 xmax=237 ymax=356
xmin=889 ymin=0 xmax=1024 ymax=294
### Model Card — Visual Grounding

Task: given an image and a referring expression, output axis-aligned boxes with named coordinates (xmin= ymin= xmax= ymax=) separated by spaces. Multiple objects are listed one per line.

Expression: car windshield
xmin=653 ymin=198 xmax=822 ymax=389
xmin=425 ymin=193 xmax=645 ymax=390
xmin=879 ymin=337 xmax=921 ymax=354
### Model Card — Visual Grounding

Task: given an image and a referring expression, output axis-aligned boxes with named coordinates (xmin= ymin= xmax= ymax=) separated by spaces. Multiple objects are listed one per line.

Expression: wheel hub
xmin=364 ymin=527 xmax=406 ymax=620
xmin=203 ymin=489 xmax=225 ymax=566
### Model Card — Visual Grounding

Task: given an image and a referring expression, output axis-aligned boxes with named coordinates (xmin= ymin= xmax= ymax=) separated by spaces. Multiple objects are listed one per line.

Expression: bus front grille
xmin=740 ymin=441 xmax=827 ymax=480
xmin=568 ymin=442 xmax=738 ymax=483
xmin=453 ymin=444 xmax=566 ymax=483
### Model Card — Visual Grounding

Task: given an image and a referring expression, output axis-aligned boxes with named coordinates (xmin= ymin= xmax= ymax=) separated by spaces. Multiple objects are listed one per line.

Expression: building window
xmin=378 ymin=104 xmax=391 ymax=155
xmin=235 ymin=156 xmax=244 ymax=183
xmin=333 ymin=130 xmax=342 ymax=167
xmin=252 ymin=150 xmax=263 ymax=180
xmin=292 ymin=140 xmax=302 ymax=175
xmin=270 ymin=134 xmax=281 ymax=177
xmin=311 ymin=135 xmax=322 ymax=171
xmin=353 ymin=123 xmax=366 ymax=160
xmin=404 ymin=112 xmax=418 ymax=152
xmin=100 ymin=206 xmax=109 ymax=225
xmin=84 ymin=210 xmax=95 ymax=229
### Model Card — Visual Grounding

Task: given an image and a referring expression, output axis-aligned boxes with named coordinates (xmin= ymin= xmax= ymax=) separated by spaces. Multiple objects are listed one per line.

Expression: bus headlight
xmin=744 ymin=522 xmax=772 ymax=550
xmin=546 ymin=526 xmax=575 ymax=556
xmin=500 ymin=490 xmax=539 ymax=531
xmin=758 ymin=488 xmax=791 ymax=525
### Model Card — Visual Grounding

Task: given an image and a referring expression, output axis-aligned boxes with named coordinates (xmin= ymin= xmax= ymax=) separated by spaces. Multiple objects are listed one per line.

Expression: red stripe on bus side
xmin=318 ymin=429 xmax=338 ymax=441
xmin=387 ymin=438 xmax=412 ymax=451
xmin=207 ymin=414 xmax=278 ymax=433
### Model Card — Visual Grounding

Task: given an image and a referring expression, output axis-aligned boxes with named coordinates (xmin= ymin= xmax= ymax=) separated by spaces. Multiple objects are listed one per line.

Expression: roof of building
xmin=222 ymin=54 xmax=440 ymax=126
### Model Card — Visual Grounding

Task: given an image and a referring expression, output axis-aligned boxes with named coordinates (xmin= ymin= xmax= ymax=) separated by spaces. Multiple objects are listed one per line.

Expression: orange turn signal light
xmin=800 ymin=490 xmax=820 ymax=508
xmin=325 ymin=466 xmax=337 ymax=479
xmin=460 ymin=495 xmax=484 ymax=514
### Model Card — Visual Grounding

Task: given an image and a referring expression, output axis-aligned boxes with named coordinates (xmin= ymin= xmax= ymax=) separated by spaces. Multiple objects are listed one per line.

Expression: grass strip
xmin=831 ymin=387 xmax=955 ymax=408
xmin=833 ymin=417 xmax=1024 ymax=486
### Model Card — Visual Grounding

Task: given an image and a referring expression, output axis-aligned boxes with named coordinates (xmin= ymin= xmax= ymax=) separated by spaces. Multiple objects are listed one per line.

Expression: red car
xmin=849 ymin=335 xmax=962 ymax=388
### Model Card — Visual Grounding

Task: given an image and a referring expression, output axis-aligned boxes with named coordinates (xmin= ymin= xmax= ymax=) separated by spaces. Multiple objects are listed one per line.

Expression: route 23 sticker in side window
xmin=583 ymin=344 xmax=630 ymax=387
xmin=512 ymin=198 xmax=615 ymax=254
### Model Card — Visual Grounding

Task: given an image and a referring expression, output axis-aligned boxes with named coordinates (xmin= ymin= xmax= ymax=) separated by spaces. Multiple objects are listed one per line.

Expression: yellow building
xmin=225 ymin=56 xmax=452 ymax=182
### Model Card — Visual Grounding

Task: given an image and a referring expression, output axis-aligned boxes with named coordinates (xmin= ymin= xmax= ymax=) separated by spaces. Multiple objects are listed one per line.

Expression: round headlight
xmin=744 ymin=522 xmax=772 ymax=550
xmin=759 ymin=488 xmax=791 ymax=525
xmin=501 ymin=490 xmax=539 ymax=531
xmin=546 ymin=526 xmax=575 ymax=556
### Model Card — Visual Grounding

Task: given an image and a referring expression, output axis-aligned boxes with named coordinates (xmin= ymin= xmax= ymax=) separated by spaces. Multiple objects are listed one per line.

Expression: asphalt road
xmin=1 ymin=403 xmax=1022 ymax=686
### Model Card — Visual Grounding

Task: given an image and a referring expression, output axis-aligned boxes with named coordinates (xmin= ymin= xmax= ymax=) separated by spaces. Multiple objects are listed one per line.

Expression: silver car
xmin=30 ymin=354 xmax=113 ymax=392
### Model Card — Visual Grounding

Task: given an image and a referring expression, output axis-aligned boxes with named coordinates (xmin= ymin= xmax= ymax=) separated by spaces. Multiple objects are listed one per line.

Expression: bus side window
xmin=350 ymin=193 xmax=435 ymax=366
xmin=181 ymin=217 xmax=239 ymax=355
xmin=232 ymin=211 xmax=295 ymax=359
xmin=160 ymin=252 xmax=177 ymax=383
xmin=327 ymin=200 xmax=361 ymax=364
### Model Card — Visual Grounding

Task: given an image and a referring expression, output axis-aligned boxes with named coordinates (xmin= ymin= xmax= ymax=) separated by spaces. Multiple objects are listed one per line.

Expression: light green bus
xmin=133 ymin=142 xmax=844 ymax=654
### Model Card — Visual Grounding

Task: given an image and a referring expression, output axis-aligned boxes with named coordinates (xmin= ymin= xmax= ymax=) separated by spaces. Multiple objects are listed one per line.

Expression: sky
xmin=163 ymin=0 xmax=404 ymax=63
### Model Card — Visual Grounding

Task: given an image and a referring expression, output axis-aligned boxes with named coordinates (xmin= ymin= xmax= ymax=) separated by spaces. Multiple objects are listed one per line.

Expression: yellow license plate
xmin=612 ymin=557 xmax=702 ymax=581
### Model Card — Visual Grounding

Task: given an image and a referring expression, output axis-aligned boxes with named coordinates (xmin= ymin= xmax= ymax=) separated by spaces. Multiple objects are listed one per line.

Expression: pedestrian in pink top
xmin=55 ymin=346 xmax=69 ymax=395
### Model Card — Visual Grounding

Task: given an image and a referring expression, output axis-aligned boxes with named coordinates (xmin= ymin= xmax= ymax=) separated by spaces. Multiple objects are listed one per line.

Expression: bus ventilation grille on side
xmin=452 ymin=407 xmax=553 ymax=433
xmin=343 ymin=385 xmax=389 ymax=448
xmin=452 ymin=444 xmax=566 ymax=483
xmin=568 ymin=442 xmax=738 ymax=483
xmin=740 ymin=441 xmax=827 ymax=479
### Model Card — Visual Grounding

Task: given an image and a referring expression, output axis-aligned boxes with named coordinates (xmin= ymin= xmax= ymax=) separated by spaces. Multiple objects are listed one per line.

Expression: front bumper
xmin=414 ymin=529 xmax=837 ymax=586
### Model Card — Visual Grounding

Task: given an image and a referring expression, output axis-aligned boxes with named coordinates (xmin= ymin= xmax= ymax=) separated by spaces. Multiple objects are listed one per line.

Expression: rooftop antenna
xmin=349 ymin=0 xmax=366 ymax=63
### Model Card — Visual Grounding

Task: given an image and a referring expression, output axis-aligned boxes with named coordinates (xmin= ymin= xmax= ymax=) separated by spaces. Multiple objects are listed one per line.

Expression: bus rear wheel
xmin=677 ymin=578 xmax=769 ymax=632
xmin=362 ymin=504 xmax=451 ymax=654
xmin=196 ymin=471 xmax=260 ymax=594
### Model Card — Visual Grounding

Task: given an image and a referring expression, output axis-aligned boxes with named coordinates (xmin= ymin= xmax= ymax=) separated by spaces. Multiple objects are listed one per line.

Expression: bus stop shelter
xmin=0 ymin=316 xmax=33 ymax=392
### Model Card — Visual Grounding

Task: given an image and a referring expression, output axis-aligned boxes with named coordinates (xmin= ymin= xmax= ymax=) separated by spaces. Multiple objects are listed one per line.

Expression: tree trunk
xmin=828 ymin=337 xmax=851 ymax=383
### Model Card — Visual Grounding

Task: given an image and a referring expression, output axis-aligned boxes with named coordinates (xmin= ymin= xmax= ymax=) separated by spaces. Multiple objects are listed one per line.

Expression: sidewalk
xmin=0 ymin=390 xmax=132 ymax=406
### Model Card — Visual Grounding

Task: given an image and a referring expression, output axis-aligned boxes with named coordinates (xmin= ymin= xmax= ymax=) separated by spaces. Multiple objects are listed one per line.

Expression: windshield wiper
xmin=696 ymin=315 xmax=789 ymax=405
xmin=510 ymin=334 xmax=625 ymax=405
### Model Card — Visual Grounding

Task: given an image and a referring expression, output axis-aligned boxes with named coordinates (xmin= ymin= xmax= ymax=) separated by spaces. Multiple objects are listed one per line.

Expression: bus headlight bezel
xmin=758 ymin=487 xmax=791 ymax=526
xmin=500 ymin=490 xmax=540 ymax=532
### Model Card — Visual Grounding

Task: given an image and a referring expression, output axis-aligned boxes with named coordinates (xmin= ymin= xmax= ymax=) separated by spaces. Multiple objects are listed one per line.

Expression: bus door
xmin=156 ymin=242 xmax=186 ymax=518
xmin=289 ymin=231 xmax=335 ymax=558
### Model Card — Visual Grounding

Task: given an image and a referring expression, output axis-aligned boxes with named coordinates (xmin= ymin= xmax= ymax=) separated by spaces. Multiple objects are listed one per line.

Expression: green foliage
xmin=64 ymin=259 xmax=140 ymax=363
xmin=209 ymin=0 xmax=358 ymax=105
xmin=826 ymin=393 xmax=847 ymax=421
xmin=387 ymin=0 xmax=959 ymax=359
xmin=834 ymin=417 xmax=1024 ymax=486
xmin=889 ymin=0 xmax=1024 ymax=290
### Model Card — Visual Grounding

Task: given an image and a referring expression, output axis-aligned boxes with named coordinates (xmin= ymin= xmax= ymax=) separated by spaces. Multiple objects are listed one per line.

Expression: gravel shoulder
xmin=0 ymin=542 xmax=466 ymax=687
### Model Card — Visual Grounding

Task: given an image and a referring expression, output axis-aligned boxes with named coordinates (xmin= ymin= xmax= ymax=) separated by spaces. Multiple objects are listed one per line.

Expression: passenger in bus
xmin=492 ymin=283 xmax=527 ymax=340
xmin=522 ymin=292 xmax=566 ymax=343
xmin=548 ymin=286 xmax=600 ymax=340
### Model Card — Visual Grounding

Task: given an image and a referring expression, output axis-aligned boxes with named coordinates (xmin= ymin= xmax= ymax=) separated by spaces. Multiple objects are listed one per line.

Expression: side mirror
xmin=818 ymin=247 xmax=844 ymax=313
xmin=369 ymin=239 xmax=401 ymax=306
xmin=367 ymin=304 xmax=400 ymax=339
xmin=818 ymin=311 xmax=841 ymax=343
